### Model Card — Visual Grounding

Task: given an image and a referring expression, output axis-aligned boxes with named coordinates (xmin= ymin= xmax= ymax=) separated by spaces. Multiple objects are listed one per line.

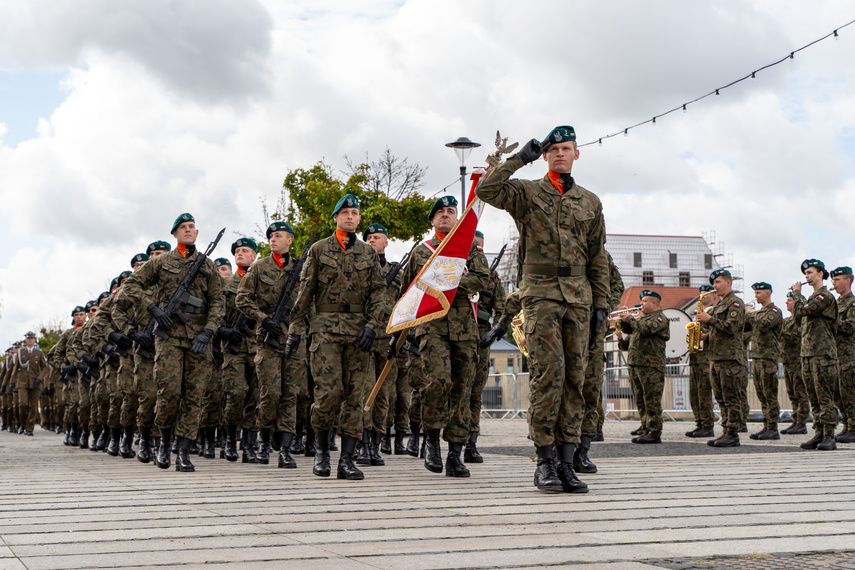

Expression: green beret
xmin=266 ymin=221 xmax=295 ymax=239
xmin=109 ymin=276 xmax=120 ymax=290
xmin=544 ymin=125 xmax=576 ymax=145
xmin=146 ymin=240 xmax=171 ymax=255
xmin=332 ymin=194 xmax=360 ymax=215
xmin=640 ymin=289 xmax=661 ymax=301
xmin=231 ymin=237 xmax=258 ymax=255
xmin=786 ymin=291 xmax=794 ymax=299
xmin=475 ymin=230 xmax=484 ymax=239
xmin=118 ymin=270 xmax=132 ymax=284
xmin=800 ymin=258 xmax=825 ymax=274
xmin=428 ymin=195 xmax=458 ymax=221
xmin=699 ymin=284 xmax=714 ymax=293
xmin=72 ymin=305 xmax=86 ymax=316
xmin=214 ymin=257 xmax=232 ymax=268
xmin=831 ymin=266 xmax=853 ymax=277
xmin=84 ymin=300 xmax=98 ymax=310
xmin=362 ymin=223 xmax=388 ymax=241
xmin=171 ymin=212 xmax=195 ymax=234
xmin=24 ymin=331 xmax=36 ymax=339
xmin=751 ymin=282 xmax=772 ymax=291
xmin=130 ymin=253 xmax=149 ymax=268
xmin=709 ymin=269 xmax=731 ymax=284
xmin=97 ymin=291 xmax=110 ymax=303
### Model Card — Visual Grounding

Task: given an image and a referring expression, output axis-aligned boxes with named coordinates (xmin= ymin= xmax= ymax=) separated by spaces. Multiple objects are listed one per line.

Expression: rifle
xmin=385 ymin=241 xmax=419 ymax=288
xmin=223 ymin=312 xmax=256 ymax=355
xmin=476 ymin=243 xmax=507 ymax=325
xmin=135 ymin=228 xmax=226 ymax=358
xmin=264 ymin=231 xmax=318 ymax=348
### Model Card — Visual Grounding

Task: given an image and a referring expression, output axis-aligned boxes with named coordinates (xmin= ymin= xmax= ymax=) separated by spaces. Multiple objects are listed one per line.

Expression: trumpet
xmin=610 ymin=305 xmax=641 ymax=318
xmin=510 ymin=311 xmax=528 ymax=357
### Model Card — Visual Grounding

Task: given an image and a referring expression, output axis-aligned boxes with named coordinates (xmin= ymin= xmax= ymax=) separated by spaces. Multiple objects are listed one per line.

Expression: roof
xmin=618 ymin=286 xmax=699 ymax=312
xmin=490 ymin=338 xmax=521 ymax=353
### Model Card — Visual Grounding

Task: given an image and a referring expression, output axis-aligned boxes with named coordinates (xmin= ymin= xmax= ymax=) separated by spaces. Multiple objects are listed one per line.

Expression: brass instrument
xmin=510 ymin=310 xmax=528 ymax=357
xmin=610 ymin=306 xmax=640 ymax=318
xmin=686 ymin=291 xmax=712 ymax=353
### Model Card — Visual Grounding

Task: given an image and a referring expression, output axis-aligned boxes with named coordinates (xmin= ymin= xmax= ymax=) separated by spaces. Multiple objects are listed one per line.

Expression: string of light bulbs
xmin=579 ymin=18 xmax=855 ymax=148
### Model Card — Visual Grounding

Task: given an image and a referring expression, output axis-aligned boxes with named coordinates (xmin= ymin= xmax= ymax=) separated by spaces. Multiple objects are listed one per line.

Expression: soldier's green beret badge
xmin=72 ymin=305 xmax=86 ymax=316
xmin=109 ymin=276 xmax=120 ymax=290
xmin=831 ymin=266 xmax=853 ymax=277
xmin=786 ymin=291 xmax=794 ymax=298
xmin=332 ymin=194 xmax=360 ymax=215
xmin=699 ymin=284 xmax=714 ymax=293
xmin=544 ymin=125 xmax=576 ymax=144
xmin=171 ymin=213 xmax=195 ymax=234
xmin=231 ymin=237 xmax=258 ymax=255
xmin=640 ymin=289 xmax=661 ymax=301
xmin=266 ymin=221 xmax=295 ymax=239
xmin=146 ymin=240 xmax=171 ymax=255
xmin=751 ymin=282 xmax=772 ymax=291
xmin=97 ymin=291 xmax=110 ymax=303
xmin=214 ymin=257 xmax=232 ymax=268
xmin=130 ymin=253 xmax=149 ymax=268
xmin=118 ymin=270 xmax=132 ymax=284
xmin=84 ymin=300 xmax=97 ymax=310
xmin=709 ymin=269 xmax=731 ymax=284
xmin=800 ymin=258 xmax=825 ymax=274
xmin=428 ymin=195 xmax=458 ymax=221
xmin=362 ymin=223 xmax=388 ymax=242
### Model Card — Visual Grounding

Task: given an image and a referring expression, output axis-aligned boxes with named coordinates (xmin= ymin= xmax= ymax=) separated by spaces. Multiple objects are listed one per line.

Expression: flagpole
xmin=364 ymin=330 xmax=410 ymax=411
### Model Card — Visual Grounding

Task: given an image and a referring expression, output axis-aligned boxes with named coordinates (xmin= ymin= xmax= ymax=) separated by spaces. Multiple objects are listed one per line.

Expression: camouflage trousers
xmin=117 ymin=356 xmax=137 ymax=428
xmin=629 ymin=365 xmax=665 ymax=437
xmin=77 ymin=373 xmax=92 ymax=428
xmin=628 ymin=365 xmax=647 ymax=428
xmin=710 ymin=360 xmax=747 ymax=432
xmin=134 ymin=354 xmax=157 ymax=429
xmin=524 ymin=299 xmax=587 ymax=447
xmin=97 ymin=367 xmax=117 ymax=429
xmin=221 ymin=350 xmax=257 ymax=429
xmin=802 ymin=356 xmax=839 ymax=436
xmin=298 ymin=360 xmax=312 ymax=430
xmin=689 ymin=353 xmax=715 ymax=429
xmin=63 ymin=379 xmax=79 ymax=426
xmin=752 ymin=358 xmax=780 ymax=429
xmin=16 ymin=386 xmax=40 ymax=432
xmin=783 ymin=360 xmax=810 ymax=424
xmin=199 ymin=349 xmax=224 ymax=429
xmin=364 ymin=347 xmax=396 ymax=434
xmin=582 ymin=329 xmax=606 ymax=437
xmin=835 ymin=363 xmax=855 ymax=431
xmin=419 ymin=333 xmax=476 ymax=444
xmin=309 ymin=332 xmax=370 ymax=440
xmin=387 ymin=355 xmax=412 ymax=433
xmin=407 ymin=353 xmax=428 ymax=425
xmin=254 ymin=341 xmax=307 ymax=434
xmin=106 ymin=363 xmax=125 ymax=429
xmin=469 ymin=339 xmax=491 ymax=434
xmin=153 ymin=336 xmax=212 ymax=441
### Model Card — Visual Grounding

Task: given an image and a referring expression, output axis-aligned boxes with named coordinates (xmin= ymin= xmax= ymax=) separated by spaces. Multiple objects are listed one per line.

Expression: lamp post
xmin=445 ymin=136 xmax=481 ymax=204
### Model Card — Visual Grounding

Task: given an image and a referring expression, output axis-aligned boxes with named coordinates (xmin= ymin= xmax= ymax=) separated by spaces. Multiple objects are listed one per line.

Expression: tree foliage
xmin=38 ymin=319 xmax=65 ymax=354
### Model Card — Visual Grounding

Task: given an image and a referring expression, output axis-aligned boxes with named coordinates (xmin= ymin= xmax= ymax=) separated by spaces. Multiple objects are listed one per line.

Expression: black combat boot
xmin=380 ymin=428 xmax=392 ymax=455
xmin=630 ymin=424 xmax=645 ymax=436
xmin=107 ymin=427 xmax=121 ymax=456
xmin=171 ymin=436 xmax=178 ymax=454
xmin=691 ymin=426 xmax=715 ymax=438
xmin=835 ymin=430 xmax=855 ymax=443
xmin=556 ymin=443 xmax=589 ymax=493
xmin=291 ymin=422 xmax=305 ymax=454
xmin=406 ymin=420 xmax=421 ymax=457
xmin=800 ymin=433 xmax=823 ymax=449
xmin=706 ymin=428 xmax=728 ymax=446
xmin=573 ymin=435 xmax=597 ymax=473
xmin=156 ymin=427 xmax=173 ymax=469
xmin=304 ymin=426 xmax=316 ymax=457
xmin=96 ymin=426 xmax=109 ymax=451
xmin=445 ymin=442 xmax=470 ymax=477
xmin=356 ymin=429 xmax=371 ymax=465
xmin=257 ymin=429 xmax=272 ymax=464
xmin=789 ymin=422 xmax=808 ymax=435
xmin=278 ymin=433 xmax=297 ymax=468
xmin=464 ymin=431 xmax=483 ymax=463
xmin=224 ymin=425 xmax=238 ymax=462
xmin=632 ymin=432 xmax=662 ymax=444
xmin=137 ymin=426 xmax=152 ymax=463
xmin=203 ymin=427 xmax=216 ymax=459
xmin=79 ymin=427 xmax=90 ymax=450
xmin=313 ymin=428 xmax=331 ymax=477
xmin=242 ymin=431 xmax=259 ymax=464
xmin=685 ymin=424 xmax=702 ymax=437
xmin=337 ymin=435 xmax=365 ymax=480
xmin=737 ymin=424 xmax=748 ymax=433
xmin=63 ymin=424 xmax=71 ymax=446
xmin=370 ymin=431 xmax=385 ymax=466
xmin=196 ymin=430 xmax=206 ymax=457
xmin=394 ymin=430 xmax=407 ymax=455
xmin=780 ymin=422 xmax=794 ymax=434
xmin=189 ymin=434 xmax=199 ymax=455
xmin=749 ymin=428 xmax=768 ymax=440
xmin=713 ymin=431 xmax=740 ymax=447
xmin=424 ymin=429 xmax=443 ymax=473
xmin=533 ymin=445 xmax=563 ymax=491
xmin=592 ymin=431 xmax=604 ymax=442
xmin=757 ymin=428 xmax=780 ymax=440
xmin=817 ymin=434 xmax=837 ymax=451
xmin=69 ymin=424 xmax=80 ymax=447
xmin=175 ymin=436 xmax=196 ymax=472
xmin=328 ymin=428 xmax=338 ymax=451
xmin=120 ymin=425 xmax=135 ymax=458
xmin=271 ymin=430 xmax=281 ymax=452
xmin=88 ymin=427 xmax=101 ymax=451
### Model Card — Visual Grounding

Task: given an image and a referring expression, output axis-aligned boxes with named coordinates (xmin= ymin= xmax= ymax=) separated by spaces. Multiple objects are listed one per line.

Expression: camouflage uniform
xmin=0 ymin=357 xmax=12 ymax=430
xmin=834 ymin=292 xmax=855 ymax=432
xmin=782 ymin=314 xmax=810 ymax=424
xmin=618 ymin=310 xmax=670 ymax=437
xmin=67 ymin=319 xmax=96 ymax=434
xmin=123 ymin=248 xmax=225 ymax=441
xmin=707 ymin=292 xmax=748 ymax=433
xmin=86 ymin=294 xmax=126 ymax=432
xmin=792 ymin=286 xmax=839 ymax=436
xmin=220 ymin=272 xmax=257 ymax=432
xmin=746 ymin=303 xmax=783 ymax=430
xmin=476 ymin=155 xmax=609 ymax=447
xmin=471 ymin=269 xmax=505 ymax=433
xmin=389 ymin=350 xmax=412 ymax=435
xmin=689 ymin=315 xmax=715 ymax=431
xmin=364 ymin=259 xmax=400 ymax=435
xmin=289 ymin=234 xmax=385 ymax=439
xmin=52 ymin=327 xmax=80 ymax=433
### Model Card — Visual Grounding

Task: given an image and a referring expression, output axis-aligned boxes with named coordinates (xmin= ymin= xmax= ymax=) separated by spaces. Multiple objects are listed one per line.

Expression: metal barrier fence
xmin=482 ymin=361 xmax=794 ymax=423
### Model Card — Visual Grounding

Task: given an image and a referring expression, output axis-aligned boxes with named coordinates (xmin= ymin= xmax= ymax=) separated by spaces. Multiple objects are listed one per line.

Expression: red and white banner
xmin=387 ymin=167 xmax=487 ymax=334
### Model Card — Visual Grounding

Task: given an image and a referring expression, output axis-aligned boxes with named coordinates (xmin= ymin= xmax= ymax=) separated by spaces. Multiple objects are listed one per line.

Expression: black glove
xmin=76 ymin=361 xmax=88 ymax=373
xmin=386 ymin=331 xmax=402 ymax=360
xmin=34 ymin=379 xmax=41 ymax=390
xmin=148 ymin=303 xmax=174 ymax=330
xmin=62 ymin=364 xmax=76 ymax=376
xmin=284 ymin=334 xmax=301 ymax=359
xmin=479 ymin=323 xmax=508 ymax=348
xmin=108 ymin=331 xmax=132 ymax=350
xmin=191 ymin=329 xmax=214 ymax=354
xmin=589 ymin=308 xmax=608 ymax=350
xmin=9 ymin=383 xmax=15 ymax=390
xmin=405 ymin=332 xmax=421 ymax=356
xmin=218 ymin=326 xmax=243 ymax=345
xmin=516 ymin=138 xmax=544 ymax=165
xmin=357 ymin=326 xmax=376 ymax=352
xmin=82 ymin=353 xmax=99 ymax=368
xmin=128 ymin=330 xmax=154 ymax=353
xmin=261 ymin=317 xmax=285 ymax=338
xmin=40 ymin=388 xmax=46 ymax=396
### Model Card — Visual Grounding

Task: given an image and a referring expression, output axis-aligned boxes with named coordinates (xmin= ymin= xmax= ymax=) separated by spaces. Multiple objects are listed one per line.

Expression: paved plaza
xmin=1 ymin=419 xmax=853 ymax=569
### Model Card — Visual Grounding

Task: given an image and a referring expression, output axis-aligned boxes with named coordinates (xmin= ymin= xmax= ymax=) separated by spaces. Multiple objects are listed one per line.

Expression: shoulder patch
xmin=476 ymin=245 xmax=483 ymax=251
xmin=733 ymin=302 xmax=740 ymax=307
xmin=772 ymin=308 xmax=777 ymax=312
xmin=818 ymin=295 xmax=824 ymax=300
xmin=656 ymin=317 xmax=662 ymax=322
xmin=730 ymin=311 xmax=737 ymax=318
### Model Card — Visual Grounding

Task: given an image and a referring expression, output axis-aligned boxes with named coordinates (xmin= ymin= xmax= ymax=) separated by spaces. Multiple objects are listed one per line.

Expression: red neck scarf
xmin=177 ymin=243 xmax=192 ymax=258
xmin=434 ymin=232 xmax=447 ymax=241
xmin=335 ymin=229 xmax=350 ymax=250
xmin=547 ymin=171 xmax=564 ymax=194
xmin=272 ymin=253 xmax=285 ymax=268
xmin=74 ymin=323 xmax=82 ymax=329
xmin=237 ymin=266 xmax=248 ymax=278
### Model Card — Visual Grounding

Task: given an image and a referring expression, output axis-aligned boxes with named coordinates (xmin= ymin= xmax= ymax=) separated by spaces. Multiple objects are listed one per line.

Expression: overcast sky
xmin=1 ymin=1 xmax=854 ymax=345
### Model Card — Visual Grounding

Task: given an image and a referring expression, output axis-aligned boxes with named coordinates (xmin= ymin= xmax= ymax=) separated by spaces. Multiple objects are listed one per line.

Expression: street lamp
xmin=445 ymin=136 xmax=481 ymax=204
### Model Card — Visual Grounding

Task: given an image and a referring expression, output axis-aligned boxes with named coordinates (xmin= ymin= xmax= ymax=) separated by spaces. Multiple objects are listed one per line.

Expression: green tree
xmin=38 ymin=319 xmax=65 ymax=354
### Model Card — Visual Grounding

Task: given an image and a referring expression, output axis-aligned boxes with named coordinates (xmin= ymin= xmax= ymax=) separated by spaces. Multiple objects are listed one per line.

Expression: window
xmin=507 ymin=358 xmax=515 ymax=374
xmin=489 ymin=358 xmax=495 ymax=375
xmin=679 ymin=271 xmax=690 ymax=287
xmin=669 ymin=252 xmax=678 ymax=268
xmin=643 ymin=271 xmax=654 ymax=286
xmin=522 ymin=356 xmax=528 ymax=373
xmin=704 ymin=254 xmax=713 ymax=270
xmin=633 ymin=252 xmax=642 ymax=267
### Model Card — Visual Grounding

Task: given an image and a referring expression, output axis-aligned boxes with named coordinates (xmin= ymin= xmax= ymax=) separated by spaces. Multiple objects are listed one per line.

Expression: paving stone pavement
xmin=0 ymin=419 xmax=853 ymax=569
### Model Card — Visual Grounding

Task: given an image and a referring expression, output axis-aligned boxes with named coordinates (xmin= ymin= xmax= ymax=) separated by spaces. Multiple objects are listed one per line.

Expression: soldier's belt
xmin=522 ymin=264 xmax=586 ymax=277
xmin=451 ymin=297 xmax=472 ymax=308
xmin=316 ymin=303 xmax=366 ymax=313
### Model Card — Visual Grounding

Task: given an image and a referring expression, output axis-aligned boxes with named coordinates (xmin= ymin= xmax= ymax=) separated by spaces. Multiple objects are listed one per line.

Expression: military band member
xmin=745 ymin=282 xmax=783 ymax=440
xmin=476 ymin=125 xmax=608 ymax=493
xmin=287 ymin=194 xmax=386 ymax=480
xmin=686 ymin=285 xmax=717 ymax=438
xmin=123 ymin=213 xmax=225 ymax=471
xmin=781 ymin=292 xmax=810 ymax=434
xmin=696 ymin=269 xmax=747 ymax=448
xmin=830 ymin=266 xmax=855 ymax=443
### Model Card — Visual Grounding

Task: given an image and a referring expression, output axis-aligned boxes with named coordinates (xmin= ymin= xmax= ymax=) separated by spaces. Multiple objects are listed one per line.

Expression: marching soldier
xmin=618 ymin=290 xmax=670 ymax=444
xmin=745 ymin=282 xmax=783 ymax=440
xmin=287 ymin=194 xmax=386 ymax=480
xmin=398 ymin=195 xmax=490 ymax=477
xmin=781 ymin=292 xmax=810 ymax=434
xmin=686 ymin=285 xmax=717 ymax=438
xmin=54 ymin=306 xmax=87 ymax=444
xmin=791 ymin=259 xmax=839 ymax=451
xmin=0 ymin=347 xmax=13 ymax=432
xmin=67 ymin=299 xmax=99 ymax=449
xmin=476 ymin=125 xmax=609 ymax=493
xmin=123 ymin=213 xmax=225 ymax=471
xmin=14 ymin=332 xmax=49 ymax=436
xmin=696 ymin=269 xmax=747 ymax=448
xmin=215 ymin=258 xmax=233 ymax=278
xmin=830 ymin=266 xmax=855 ymax=443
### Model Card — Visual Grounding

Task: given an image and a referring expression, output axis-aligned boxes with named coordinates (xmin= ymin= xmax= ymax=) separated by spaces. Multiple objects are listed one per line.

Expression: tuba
xmin=511 ymin=310 xmax=529 ymax=357
xmin=686 ymin=291 xmax=712 ymax=353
